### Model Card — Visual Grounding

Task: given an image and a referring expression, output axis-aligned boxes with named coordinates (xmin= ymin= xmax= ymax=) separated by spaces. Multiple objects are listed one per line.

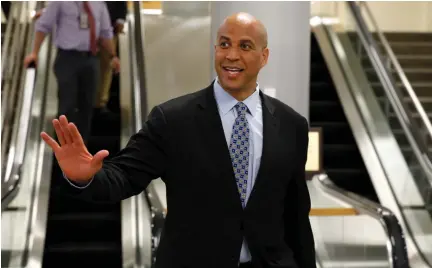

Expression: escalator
xmin=41 ymin=51 xmax=122 ymax=268
xmin=42 ymin=82 xmax=122 ymax=267
xmin=40 ymin=3 xmax=155 ymax=267
xmin=311 ymin=2 xmax=432 ymax=266
xmin=40 ymin=9 xmax=123 ymax=268
xmin=308 ymin=28 xmax=406 ymax=268
xmin=309 ymin=33 xmax=379 ymax=203
xmin=1 ymin=1 xmax=37 ymax=199
xmin=1 ymin=3 xmax=152 ymax=268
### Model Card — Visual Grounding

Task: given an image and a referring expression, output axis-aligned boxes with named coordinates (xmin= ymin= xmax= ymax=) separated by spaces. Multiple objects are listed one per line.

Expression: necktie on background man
xmin=82 ymin=2 xmax=97 ymax=55
xmin=229 ymin=102 xmax=250 ymax=208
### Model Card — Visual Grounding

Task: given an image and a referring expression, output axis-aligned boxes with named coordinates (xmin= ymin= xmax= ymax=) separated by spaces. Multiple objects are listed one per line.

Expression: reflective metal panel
xmin=141 ymin=13 xmax=211 ymax=108
xmin=312 ymin=19 xmax=432 ymax=267
xmin=1 ymin=28 xmax=55 ymax=268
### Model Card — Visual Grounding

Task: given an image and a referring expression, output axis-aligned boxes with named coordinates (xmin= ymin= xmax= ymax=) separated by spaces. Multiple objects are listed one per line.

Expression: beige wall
xmin=311 ymin=1 xmax=432 ymax=32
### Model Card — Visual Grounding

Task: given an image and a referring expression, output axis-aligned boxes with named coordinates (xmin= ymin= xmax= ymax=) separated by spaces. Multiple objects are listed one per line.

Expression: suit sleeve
xmin=56 ymin=105 xmax=168 ymax=203
xmin=284 ymin=116 xmax=316 ymax=268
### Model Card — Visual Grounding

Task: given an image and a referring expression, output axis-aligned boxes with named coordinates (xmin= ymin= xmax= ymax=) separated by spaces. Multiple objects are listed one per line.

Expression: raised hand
xmin=40 ymin=115 xmax=109 ymax=183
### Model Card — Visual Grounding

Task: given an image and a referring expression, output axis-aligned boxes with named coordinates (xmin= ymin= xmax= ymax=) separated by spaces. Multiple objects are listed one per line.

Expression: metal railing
xmin=312 ymin=13 xmax=432 ymax=267
xmin=131 ymin=1 xmax=166 ymax=263
xmin=347 ymin=2 xmax=432 ymax=185
xmin=359 ymin=2 xmax=432 ymax=142
xmin=1 ymin=62 xmax=37 ymax=211
xmin=120 ymin=2 xmax=154 ymax=267
xmin=314 ymin=174 xmax=410 ymax=268
xmin=1 ymin=1 xmax=43 ymax=210
xmin=1 ymin=2 xmax=33 ymax=164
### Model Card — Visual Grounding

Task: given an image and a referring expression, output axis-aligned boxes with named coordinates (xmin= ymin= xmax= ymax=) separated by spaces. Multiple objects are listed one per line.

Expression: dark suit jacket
xmin=60 ymin=83 xmax=316 ymax=268
xmin=105 ymin=1 xmax=127 ymax=26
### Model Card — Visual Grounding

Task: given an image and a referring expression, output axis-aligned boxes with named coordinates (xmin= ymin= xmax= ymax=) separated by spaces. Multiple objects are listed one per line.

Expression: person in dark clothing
xmin=1 ymin=1 xmax=11 ymax=20
xmin=95 ymin=1 xmax=127 ymax=113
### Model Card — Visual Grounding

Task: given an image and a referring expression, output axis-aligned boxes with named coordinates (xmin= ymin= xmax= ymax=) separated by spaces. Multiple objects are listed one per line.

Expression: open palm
xmin=40 ymin=115 xmax=109 ymax=183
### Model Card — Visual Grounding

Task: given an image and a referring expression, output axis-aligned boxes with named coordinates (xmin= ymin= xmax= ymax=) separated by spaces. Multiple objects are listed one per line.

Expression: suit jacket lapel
xmin=195 ymin=83 xmax=244 ymax=211
xmin=245 ymin=91 xmax=280 ymax=210
xmin=193 ymin=85 xmax=281 ymax=211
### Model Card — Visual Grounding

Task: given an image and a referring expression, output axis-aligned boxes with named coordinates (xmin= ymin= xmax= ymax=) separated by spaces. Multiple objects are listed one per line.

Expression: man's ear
xmin=261 ymin=47 xmax=269 ymax=68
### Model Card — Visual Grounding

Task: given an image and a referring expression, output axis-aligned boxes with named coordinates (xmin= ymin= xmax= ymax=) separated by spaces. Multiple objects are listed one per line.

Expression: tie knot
xmin=235 ymin=102 xmax=248 ymax=116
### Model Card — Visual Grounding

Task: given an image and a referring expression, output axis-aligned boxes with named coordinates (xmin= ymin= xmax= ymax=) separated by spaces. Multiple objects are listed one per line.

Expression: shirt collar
xmin=213 ymin=77 xmax=260 ymax=117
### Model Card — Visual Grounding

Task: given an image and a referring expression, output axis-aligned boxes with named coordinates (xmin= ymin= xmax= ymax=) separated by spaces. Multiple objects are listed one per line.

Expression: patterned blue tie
xmin=229 ymin=102 xmax=250 ymax=207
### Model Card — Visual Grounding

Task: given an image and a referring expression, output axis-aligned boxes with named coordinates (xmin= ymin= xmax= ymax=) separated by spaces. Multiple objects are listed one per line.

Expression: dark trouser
xmin=53 ymin=49 xmax=99 ymax=144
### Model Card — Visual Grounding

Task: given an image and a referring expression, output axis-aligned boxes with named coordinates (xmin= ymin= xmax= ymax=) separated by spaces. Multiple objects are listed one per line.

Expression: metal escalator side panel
xmin=133 ymin=1 xmax=166 ymax=266
xmin=119 ymin=4 xmax=153 ymax=268
xmin=311 ymin=21 xmax=432 ymax=267
xmin=313 ymin=174 xmax=410 ymax=268
xmin=339 ymin=30 xmax=432 ymax=267
xmin=1 ymin=29 xmax=55 ymax=268
xmin=1 ymin=1 xmax=34 ymax=155
xmin=335 ymin=32 xmax=424 ymax=207
xmin=335 ymin=25 xmax=432 ymax=268
xmin=1 ymin=0 xmax=41 ymax=208
xmin=24 ymin=37 xmax=57 ymax=268
xmin=119 ymin=11 xmax=138 ymax=268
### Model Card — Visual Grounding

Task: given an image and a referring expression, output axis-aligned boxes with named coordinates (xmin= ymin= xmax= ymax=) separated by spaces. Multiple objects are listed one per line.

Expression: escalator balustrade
xmin=309 ymin=33 xmax=380 ymax=203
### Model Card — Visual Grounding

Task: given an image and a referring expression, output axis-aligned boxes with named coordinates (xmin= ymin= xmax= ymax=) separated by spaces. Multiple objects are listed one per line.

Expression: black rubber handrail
xmin=315 ymin=174 xmax=410 ymax=268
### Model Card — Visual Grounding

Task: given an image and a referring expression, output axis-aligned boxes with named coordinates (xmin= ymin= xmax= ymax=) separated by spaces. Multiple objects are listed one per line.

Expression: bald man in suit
xmin=41 ymin=12 xmax=316 ymax=268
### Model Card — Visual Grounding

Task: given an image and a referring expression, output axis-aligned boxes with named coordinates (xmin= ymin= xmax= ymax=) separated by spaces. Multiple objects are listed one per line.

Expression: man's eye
xmin=240 ymin=43 xmax=251 ymax=50
xmin=220 ymin=42 xmax=229 ymax=48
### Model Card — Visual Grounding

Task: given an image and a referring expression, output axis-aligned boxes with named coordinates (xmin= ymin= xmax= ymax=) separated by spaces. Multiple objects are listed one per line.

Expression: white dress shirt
xmin=213 ymin=77 xmax=263 ymax=263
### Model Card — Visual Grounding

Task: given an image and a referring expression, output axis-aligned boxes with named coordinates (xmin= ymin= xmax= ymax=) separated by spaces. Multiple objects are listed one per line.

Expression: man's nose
xmin=226 ymin=47 xmax=240 ymax=60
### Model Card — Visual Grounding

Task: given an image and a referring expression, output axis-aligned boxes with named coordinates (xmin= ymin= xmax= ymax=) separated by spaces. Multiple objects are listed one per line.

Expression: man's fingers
xmin=91 ymin=150 xmax=109 ymax=167
xmin=53 ymin=119 xmax=66 ymax=145
xmin=41 ymin=132 xmax=61 ymax=151
xmin=59 ymin=115 xmax=73 ymax=144
xmin=68 ymin=122 xmax=84 ymax=146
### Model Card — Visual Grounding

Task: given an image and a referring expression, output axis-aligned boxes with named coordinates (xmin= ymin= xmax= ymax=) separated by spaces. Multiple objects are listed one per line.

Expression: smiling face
xmin=214 ymin=13 xmax=269 ymax=99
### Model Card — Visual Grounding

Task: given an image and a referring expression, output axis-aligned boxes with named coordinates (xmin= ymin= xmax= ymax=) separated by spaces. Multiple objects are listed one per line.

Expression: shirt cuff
xmin=63 ymin=172 xmax=94 ymax=189
xmin=100 ymin=29 xmax=114 ymax=40
xmin=116 ymin=19 xmax=125 ymax=25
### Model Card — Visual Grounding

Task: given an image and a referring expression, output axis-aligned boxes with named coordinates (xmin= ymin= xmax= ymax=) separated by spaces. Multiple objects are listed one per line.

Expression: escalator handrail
xmin=1 ymin=64 xmax=37 ymax=210
xmin=1 ymin=2 xmax=26 ymax=132
xmin=131 ymin=1 xmax=166 ymax=264
xmin=360 ymin=2 xmax=432 ymax=144
xmin=1 ymin=1 xmax=42 ymax=211
xmin=314 ymin=173 xmax=410 ymax=268
xmin=1 ymin=2 xmax=18 ymax=81
xmin=120 ymin=2 xmax=158 ymax=267
xmin=346 ymin=2 xmax=432 ymax=186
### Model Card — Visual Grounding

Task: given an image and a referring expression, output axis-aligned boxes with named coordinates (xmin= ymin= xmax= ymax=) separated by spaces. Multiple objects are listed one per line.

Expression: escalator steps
xmin=309 ymin=33 xmax=380 ymax=203
xmin=43 ymin=81 xmax=122 ymax=267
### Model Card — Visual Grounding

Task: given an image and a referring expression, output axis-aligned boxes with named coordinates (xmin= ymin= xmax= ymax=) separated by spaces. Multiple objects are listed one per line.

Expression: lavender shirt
xmin=35 ymin=1 xmax=113 ymax=52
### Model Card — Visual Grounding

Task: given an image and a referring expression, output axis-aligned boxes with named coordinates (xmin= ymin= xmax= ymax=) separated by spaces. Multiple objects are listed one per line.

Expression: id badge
xmin=79 ymin=13 xmax=89 ymax=29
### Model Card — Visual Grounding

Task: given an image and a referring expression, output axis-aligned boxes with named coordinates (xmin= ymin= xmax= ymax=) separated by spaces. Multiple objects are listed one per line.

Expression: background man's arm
xmin=32 ymin=2 xmax=60 ymax=55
